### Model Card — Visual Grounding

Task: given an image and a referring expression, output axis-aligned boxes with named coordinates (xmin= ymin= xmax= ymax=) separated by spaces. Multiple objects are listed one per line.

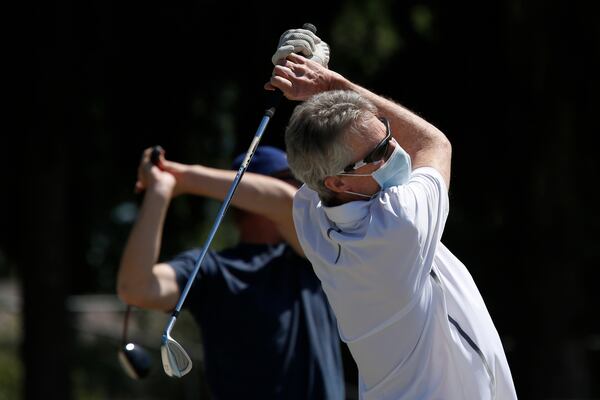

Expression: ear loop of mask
xmin=343 ymin=189 xmax=378 ymax=199
xmin=337 ymin=157 xmax=383 ymax=199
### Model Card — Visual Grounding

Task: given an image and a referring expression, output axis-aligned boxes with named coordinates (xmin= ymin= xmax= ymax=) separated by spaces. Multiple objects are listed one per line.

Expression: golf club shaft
xmin=161 ymin=21 xmax=318 ymax=337
xmin=163 ymin=110 xmax=276 ymax=334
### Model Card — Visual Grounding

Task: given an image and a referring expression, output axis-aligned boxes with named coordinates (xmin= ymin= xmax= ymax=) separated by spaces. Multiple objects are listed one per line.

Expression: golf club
xmin=118 ymin=305 xmax=152 ymax=379
xmin=159 ymin=23 xmax=317 ymax=378
xmin=116 ymin=146 xmax=168 ymax=379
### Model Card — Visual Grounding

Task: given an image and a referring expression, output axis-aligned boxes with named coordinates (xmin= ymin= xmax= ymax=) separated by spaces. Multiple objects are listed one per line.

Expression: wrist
xmin=327 ymin=71 xmax=351 ymax=92
xmin=176 ymin=164 xmax=202 ymax=195
xmin=147 ymin=180 xmax=175 ymax=199
xmin=161 ymin=161 xmax=192 ymax=196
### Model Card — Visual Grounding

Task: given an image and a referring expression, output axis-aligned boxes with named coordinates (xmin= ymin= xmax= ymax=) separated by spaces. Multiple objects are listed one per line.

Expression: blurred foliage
xmin=69 ymin=309 xmax=208 ymax=399
xmin=410 ymin=5 xmax=435 ymax=40
xmin=0 ymin=345 xmax=22 ymax=400
xmin=330 ymin=0 xmax=402 ymax=78
xmin=0 ymin=250 xmax=10 ymax=279
xmin=3 ymin=0 xmax=599 ymax=398
xmin=0 ymin=303 xmax=209 ymax=399
xmin=0 ymin=307 xmax=21 ymax=400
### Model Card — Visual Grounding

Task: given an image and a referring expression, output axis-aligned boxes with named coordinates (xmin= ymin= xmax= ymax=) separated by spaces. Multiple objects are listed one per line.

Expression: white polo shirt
xmin=293 ymin=167 xmax=517 ymax=400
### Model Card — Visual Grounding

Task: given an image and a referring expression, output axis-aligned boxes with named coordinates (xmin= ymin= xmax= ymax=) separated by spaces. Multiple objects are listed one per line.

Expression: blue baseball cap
xmin=231 ymin=146 xmax=290 ymax=176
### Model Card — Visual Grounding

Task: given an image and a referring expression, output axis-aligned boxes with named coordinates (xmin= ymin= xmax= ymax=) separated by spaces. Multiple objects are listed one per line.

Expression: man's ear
xmin=324 ymin=176 xmax=348 ymax=193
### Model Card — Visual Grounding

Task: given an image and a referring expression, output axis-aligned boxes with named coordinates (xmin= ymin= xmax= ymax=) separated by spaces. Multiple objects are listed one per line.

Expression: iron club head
xmin=161 ymin=332 xmax=192 ymax=378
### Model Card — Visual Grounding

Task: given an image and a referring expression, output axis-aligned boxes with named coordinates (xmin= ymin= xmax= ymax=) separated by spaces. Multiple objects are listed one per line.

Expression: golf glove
xmin=271 ymin=28 xmax=330 ymax=67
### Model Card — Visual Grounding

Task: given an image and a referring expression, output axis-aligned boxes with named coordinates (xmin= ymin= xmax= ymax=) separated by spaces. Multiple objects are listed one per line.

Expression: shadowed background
xmin=2 ymin=0 xmax=599 ymax=398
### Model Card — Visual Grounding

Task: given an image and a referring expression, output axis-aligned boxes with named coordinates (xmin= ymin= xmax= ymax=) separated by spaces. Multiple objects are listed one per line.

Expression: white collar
xmin=322 ymin=198 xmax=372 ymax=228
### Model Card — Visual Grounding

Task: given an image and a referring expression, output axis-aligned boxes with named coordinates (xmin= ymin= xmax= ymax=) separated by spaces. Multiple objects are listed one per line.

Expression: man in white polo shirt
xmin=266 ymin=27 xmax=517 ymax=399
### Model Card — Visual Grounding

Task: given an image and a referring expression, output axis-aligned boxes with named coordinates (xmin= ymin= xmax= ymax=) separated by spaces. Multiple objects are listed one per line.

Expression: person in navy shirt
xmin=117 ymin=145 xmax=345 ymax=399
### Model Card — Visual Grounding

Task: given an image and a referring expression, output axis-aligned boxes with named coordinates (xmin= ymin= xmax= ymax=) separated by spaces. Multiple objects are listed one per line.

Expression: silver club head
xmin=161 ymin=333 xmax=192 ymax=377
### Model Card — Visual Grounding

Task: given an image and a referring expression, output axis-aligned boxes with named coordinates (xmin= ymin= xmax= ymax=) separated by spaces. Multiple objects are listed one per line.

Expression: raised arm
xmin=266 ymin=51 xmax=451 ymax=189
xmin=327 ymin=67 xmax=451 ymax=189
xmin=117 ymin=148 xmax=181 ymax=312
xmin=159 ymin=156 xmax=303 ymax=256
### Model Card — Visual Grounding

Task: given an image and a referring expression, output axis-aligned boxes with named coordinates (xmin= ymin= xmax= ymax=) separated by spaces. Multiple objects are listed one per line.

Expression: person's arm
xmin=329 ymin=67 xmax=451 ymax=189
xmin=160 ymin=157 xmax=304 ymax=256
xmin=117 ymin=149 xmax=180 ymax=312
xmin=266 ymin=52 xmax=452 ymax=189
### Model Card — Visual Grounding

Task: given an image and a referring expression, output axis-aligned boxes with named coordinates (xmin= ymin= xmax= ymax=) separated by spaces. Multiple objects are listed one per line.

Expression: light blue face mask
xmin=339 ymin=141 xmax=412 ymax=199
xmin=371 ymin=143 xmax=412 ymax=188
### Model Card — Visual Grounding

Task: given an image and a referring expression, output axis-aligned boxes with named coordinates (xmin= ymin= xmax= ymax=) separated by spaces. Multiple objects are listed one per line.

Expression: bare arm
xmin=161 ymin=159 xmax=304 ymax=256
xmin=266 ymin=53 xmax=452 ymax=188
xmin=117 ymin=150 xmax=181 ymax=311
xmin=329 ymin=73 xmax=451 ymax=188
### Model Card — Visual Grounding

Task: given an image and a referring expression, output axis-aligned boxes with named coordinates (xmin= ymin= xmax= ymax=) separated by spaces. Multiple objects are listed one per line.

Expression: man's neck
xmin=237 ymin=215 xmax=284 ymax=245
xmin=238 ymin=232 xmax=283 ymax=245
xmin=324 ymin=192 xmax=368 ymax=207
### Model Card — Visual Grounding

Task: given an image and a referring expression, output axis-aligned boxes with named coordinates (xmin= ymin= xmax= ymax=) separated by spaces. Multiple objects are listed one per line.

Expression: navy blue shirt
xmin=168 ymin=243 xmax=345 ymax=400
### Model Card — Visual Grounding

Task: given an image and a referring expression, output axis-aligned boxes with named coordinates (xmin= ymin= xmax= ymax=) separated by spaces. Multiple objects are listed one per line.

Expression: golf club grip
xmin=267 ymin=23 xmax=318 ymax=114
xmin=302 ymin=23 xmax=317 ymax=33
xmin=150 ymin=146 xmax=163 ymax=166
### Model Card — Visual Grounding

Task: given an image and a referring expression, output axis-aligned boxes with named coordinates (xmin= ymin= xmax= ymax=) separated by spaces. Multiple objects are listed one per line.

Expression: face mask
xmin=339 ymin=141 xmax=412 ymax=199
xmin=371 ymin=143 xmax=411 ymax=189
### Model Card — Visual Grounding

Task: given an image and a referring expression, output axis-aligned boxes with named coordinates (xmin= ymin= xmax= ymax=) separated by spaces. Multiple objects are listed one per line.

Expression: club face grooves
xmin=161 ymin=335 xmax=192 ymax=378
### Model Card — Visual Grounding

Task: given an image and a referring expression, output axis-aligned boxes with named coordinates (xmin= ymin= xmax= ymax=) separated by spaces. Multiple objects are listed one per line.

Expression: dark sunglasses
xmin=342 ymin=117 xmax=392 ymax=173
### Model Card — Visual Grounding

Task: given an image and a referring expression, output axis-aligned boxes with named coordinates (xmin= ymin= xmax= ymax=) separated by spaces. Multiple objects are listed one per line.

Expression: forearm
xmin=117 ymin=188 xmax=171 ymax=301
xmin=330 ymin=73 xmax=452 ymax=186
xmin=177 ymin=165 xmax=303 ymax=255
xmin=178 ymin=165 xmax=296 ymax=223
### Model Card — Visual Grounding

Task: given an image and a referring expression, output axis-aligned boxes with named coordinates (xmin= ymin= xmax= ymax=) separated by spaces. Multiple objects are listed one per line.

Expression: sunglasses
xmin=342 ymin=117 xmax=392 ymax=173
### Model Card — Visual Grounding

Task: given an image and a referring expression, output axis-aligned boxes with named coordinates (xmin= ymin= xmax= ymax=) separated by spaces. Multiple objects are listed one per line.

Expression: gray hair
xmin=284 ymin=90 xmax=378 ymax=203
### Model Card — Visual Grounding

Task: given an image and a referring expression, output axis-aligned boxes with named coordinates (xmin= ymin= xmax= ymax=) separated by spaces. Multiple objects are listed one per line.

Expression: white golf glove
xmin=271 ymin=28 xmax=330 ymax=67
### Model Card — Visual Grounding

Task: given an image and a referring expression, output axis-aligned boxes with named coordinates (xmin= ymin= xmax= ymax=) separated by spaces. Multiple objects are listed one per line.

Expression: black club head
xmin=118 ymin=342 xmax=152 ymax=379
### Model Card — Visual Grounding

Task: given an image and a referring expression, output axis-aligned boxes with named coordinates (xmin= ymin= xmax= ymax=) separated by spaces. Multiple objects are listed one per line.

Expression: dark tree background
xmin=3 ymin=0 xmax=599 ymax=399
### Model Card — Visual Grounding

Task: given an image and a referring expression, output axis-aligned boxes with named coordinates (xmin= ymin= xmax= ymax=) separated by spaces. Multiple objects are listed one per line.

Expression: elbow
xmin=441 ymin=135 xmax=452 ymax=158
xmin=116 ymin=261 xmax=166 ymax=309
xmin=432 ymin=128 xmax=452 ymax=160
xmin=116 ymin=264 xmax=144 ymax=307
xmin=423 ymin=127 xmax=452 ymax=161
xmin=116 ymin=276 xmax=135 ymax=306
xmin=435 ymin=127 xmax=451 ymax=151
xmin=117 ymin=281 xmax=149 ymax=309
xmin=439 ymin=135 xmax=452 ymax=187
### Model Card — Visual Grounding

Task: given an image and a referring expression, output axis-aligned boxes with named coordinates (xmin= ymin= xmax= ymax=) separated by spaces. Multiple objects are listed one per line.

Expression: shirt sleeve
xmin=384 ymin=167 xmax=449 ymax=284
xmin=166 ymin=248 xmax=214 ymax=310
xmin=400 ymin=166 xmax=448 ymax=245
